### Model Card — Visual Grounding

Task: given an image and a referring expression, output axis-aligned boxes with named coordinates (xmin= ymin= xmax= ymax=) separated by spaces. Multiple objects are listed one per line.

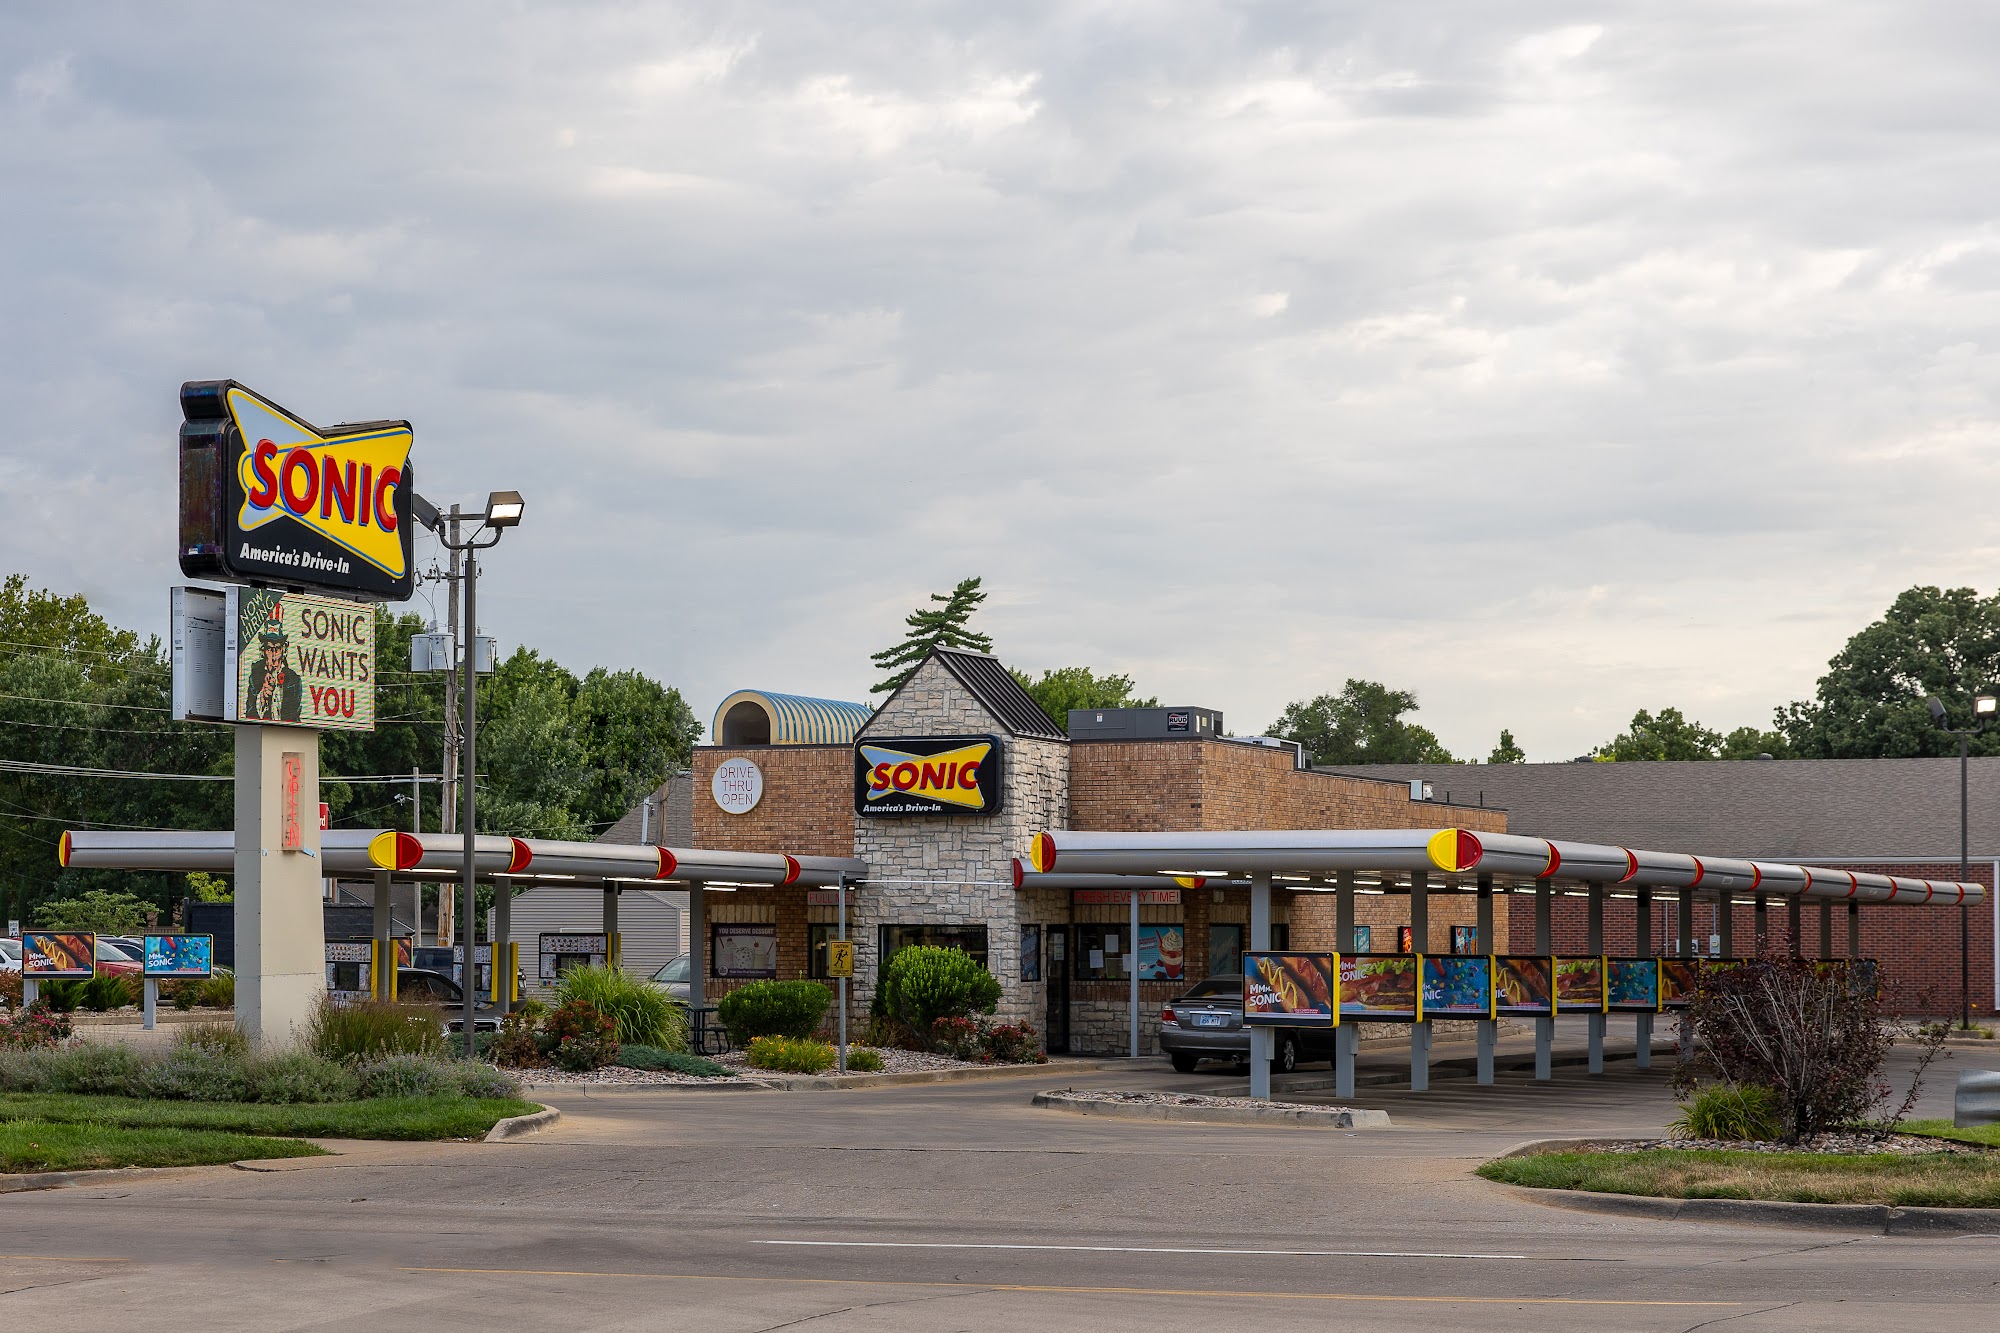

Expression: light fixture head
xmin=1926 ymin=695 xmax=1949 ymax=728
xmin=483 ymin=490 xmax=525 ymax=528
xmin=1978 ymin=695 xmax=1998 ymax=717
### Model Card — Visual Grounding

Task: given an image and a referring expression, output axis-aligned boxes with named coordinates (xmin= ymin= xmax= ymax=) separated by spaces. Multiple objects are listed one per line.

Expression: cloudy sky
xmin=6 ymin=3 xmax=1999 ymax=760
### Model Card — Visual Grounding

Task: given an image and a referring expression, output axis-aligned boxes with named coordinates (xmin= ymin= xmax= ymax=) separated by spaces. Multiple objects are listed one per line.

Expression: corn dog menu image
xmin=1553 ymin=957 xmax=1606 ymax=1012
xmin=1339 ymin=954 xmax=1420 ymax=1020
xmin=1422 ymin=954 xmax=1494 ymax=1017
xmin=1243 ymin=952 xmax=1337 ymax=1026
xmin=1606 ymin=958 xmax=1662 ymax=1012
xmin=1659 ymin=958 xmax=1698 ymax=1008
xmin=1495 ymin=956 xmax=1554 ymax=1015
xmin=21 ymin=931 xmax=95 ymax=978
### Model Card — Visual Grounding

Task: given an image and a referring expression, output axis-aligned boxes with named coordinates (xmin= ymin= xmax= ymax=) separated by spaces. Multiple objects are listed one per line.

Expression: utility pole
xmin=437 ymin=505 xmax=462 ymax=946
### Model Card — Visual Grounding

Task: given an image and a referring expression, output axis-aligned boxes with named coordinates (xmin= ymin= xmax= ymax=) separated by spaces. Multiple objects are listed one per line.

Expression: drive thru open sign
xmin=827 ymin=940 xmax=855 ymax=979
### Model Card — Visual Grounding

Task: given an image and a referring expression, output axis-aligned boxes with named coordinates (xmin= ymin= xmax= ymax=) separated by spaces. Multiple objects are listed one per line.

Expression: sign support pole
xmin=1410 ymin=870 xmax=1429 ymax=1093
xmin=234 ymin=724 xmax=325 ymax=1049
xmin=1635 ymin=886 xmax=1653 ymax=1071
xmin=1475 ymin=875 xmax=1494 ymax=1087
xmin=1128 ymin=888 xmax=1140 ymax=1059
xmin=1248 ymin=872 xmax=1272 ymax=1100
xmin=142 ymin=978 xmax=157 ymax=1031
xmin=1534 ymin=878 xmax=1553 ymax=1081
xmin=1335 ymin=870 xmax=1356 ymax=1100
xmin=837 ymin=874 xmax=848 ymax=1075
xmin=1586 ymin=885 xmax=1605 ymax=1075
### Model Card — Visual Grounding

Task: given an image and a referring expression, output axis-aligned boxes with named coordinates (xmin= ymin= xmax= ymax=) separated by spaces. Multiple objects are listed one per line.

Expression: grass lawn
xmin=1479 ymin=1144 xmax=2000 ymax=1208
xmin=0 ymin=1120 xmax=324 ymax=1174
xmin=1903 ymin=1119 xmax=2000 ymax=1149
xmin=0 ymin=1094 xmax=543 ymax=1143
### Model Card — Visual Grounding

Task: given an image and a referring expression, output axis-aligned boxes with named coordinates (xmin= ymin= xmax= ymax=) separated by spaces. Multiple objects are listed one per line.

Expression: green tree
xmin=34 ymin=887 xmax=154 ymax=932
xmin=1487 ymin=729 xmax=1527 ymax=764
xmin=870 ymin=577 xmax=993 ymax=695
xmin=185 ymin=871 xmax=231 ymax=903
xmin=1592 ymin=707 xmax=1724 ymax=761
xmin=1008 ymin=666 xmax=1158 ymax=733
xmin=1719 ymin=726 xmax=1791 ymax=761
xmin=1266 ymin=680 xmax=1457 ymax=766
xmin=1777 ymin=586 xmax=2000 ymax=758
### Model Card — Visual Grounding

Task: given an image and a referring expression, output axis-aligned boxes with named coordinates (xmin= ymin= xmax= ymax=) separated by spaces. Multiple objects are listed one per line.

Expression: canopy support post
xmin=1476 ymin=874 xmax=1495 ymax=1087
xmin=1719 ymin=894 xmax=1735 ymax=959
xmin=1534 ymin=878 xmax=1553 ymax=1081
xmin=1249 ymin=871 xmax=1272 ymax=1101
xmin=1819 ymin=899 xmax=1833 ymax=959
xmin=1787 ymin=896 xmax=1802 ymax=957
xmin=1678 ymin=889 xmax=1695 ymax=958
xmin=1335 ymin=870 xmax=1356 ymax=1100
xmin=1635 ymin=886 xmax=1653 ymax=1071
xmin=1847 ymin=899 xmax=1860 ymax=958
xmin=372 ymin=869 xmax=393 ymax=1003
xmin=1410 ymin=870 xmax=1429 ymax=1092
xmin=1586 ymin=884 xmax=1604 ymax=1075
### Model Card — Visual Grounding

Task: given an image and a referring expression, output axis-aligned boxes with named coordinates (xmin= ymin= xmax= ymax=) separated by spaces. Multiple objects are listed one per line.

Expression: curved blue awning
xmin=712 ymin=690 xmax=874 ymax=746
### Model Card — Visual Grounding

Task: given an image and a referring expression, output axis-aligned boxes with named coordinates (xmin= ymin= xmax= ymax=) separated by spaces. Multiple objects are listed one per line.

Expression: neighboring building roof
xmin=711 ymin=690 xmax=874 ymax=746
xmin=927 ymin=648 xmax=1068 ymax=740
xmin=599 ymin=771 xmax=694 ymax=847
xmin=1334 ymin=758 xmax=2000 ymax=861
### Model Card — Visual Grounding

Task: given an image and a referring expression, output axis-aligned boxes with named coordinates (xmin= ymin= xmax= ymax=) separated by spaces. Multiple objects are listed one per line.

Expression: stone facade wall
xmin=850 ymin=657 xmax=1068 ymax=1027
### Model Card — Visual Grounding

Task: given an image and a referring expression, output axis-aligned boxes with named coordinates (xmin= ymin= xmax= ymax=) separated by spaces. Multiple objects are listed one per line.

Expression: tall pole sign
xmin=171 ymin=379 xmax=411 ymax=1051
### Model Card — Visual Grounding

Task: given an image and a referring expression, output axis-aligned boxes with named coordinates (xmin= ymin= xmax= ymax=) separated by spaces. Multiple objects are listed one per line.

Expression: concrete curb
xmin=1215 ymin=1041 xmax=1680 ymax=1096
xmin=483 ymin=1107 xmax=561 ymax=1142
xmin=1492 ymin=1181 xmax=2000 ymax=1235
xmin=0 ymin=1165 xmax=171 ymax=1194
xmin=765 ymin=1060 xmax=1126 ymax=1091
xmin=1031 ymin=1090 xmax=1391 ymax=1129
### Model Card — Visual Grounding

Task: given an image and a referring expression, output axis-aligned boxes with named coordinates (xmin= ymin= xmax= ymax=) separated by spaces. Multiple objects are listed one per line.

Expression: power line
xmin=0 ymin=759 xmax=447 ymax=784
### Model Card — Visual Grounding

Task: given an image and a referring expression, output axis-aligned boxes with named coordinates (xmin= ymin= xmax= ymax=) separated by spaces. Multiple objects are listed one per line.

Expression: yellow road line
xmin=398 ymin=1265 xmax=1738 ymax=1307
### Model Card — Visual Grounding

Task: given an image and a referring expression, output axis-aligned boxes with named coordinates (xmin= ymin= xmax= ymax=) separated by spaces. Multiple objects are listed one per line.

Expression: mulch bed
xmin=1590 ymin=1132 xmax=1991 ymax=1156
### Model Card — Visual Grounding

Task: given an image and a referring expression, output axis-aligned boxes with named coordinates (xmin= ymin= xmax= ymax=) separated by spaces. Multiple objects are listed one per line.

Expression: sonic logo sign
xmin=854 ymin=735 xmax=1004 ymax=817
xmin=178 ymin=379 xmax=415 ymax=601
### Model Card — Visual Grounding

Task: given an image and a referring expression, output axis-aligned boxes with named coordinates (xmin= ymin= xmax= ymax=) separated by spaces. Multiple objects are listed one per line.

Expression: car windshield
xmin=1178 ymin=976 xmax=1243 ymax=1000
xmin=95 ymin=941 xmax=134 ymax=961
xmin=104 ymin=940 xmax=145 ymax=961
xmin=651 ymin=954 xmax=690 ymax=984
xmin=0 ymin=939 xmax=19 ymax=961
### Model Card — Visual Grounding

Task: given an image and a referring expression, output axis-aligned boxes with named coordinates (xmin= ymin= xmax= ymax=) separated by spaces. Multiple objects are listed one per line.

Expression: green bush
xmin=46 ymin=1043 xmax=147 ymax=1095
xmin=614 ymin=1045 xmax=730 ymax=1077
xmin=304 ymin=996 xmax=443 ymax=1061
xmin=744 ymin=1035 xmax=837 ymax=1074
xmin=489 ymin=1010 xmax=546 ymax=1069
xmin=38 ymin=980 xmax=82 ymax=1013
xmin=168 ymin=980 xmax=198 ymax=1012
xmin=80 ymin=974 xmax=137 ymax=1012
xmin=142 ymin=1046 xmax=254 ymax=1101
xmin=196 ymin=972 xmax=235 ymax=1008
xmin=544 ymin=1000 xmax=619 ymax=1072
xmin=554 ymin=965 xmax=688 ymax=1050
xmin=176 ymin=1022 xmax=249 ymax=1058
xmin=716 ymin=980 xmax=833 ymax=1045
xmin=0 ymin=1048 xmax=58 ymax=1091
xmin=449 ymin=1062 xmax=521 ymax=1100
xmin=251 ymin=1051 xmax=361 ymax=1104
xmin=1671 ymin=1084 xmax=1785 ymax=1142
xmin=880 ymin=947 xmax=1000 ymax=1047
xmin=845 ymin=1048 xmax=883 ymax=1073
xmin=0 ymin=1002 xmax=72 ymax=1049
xmin=355 ymin=1053 xmax=457 ymax=1099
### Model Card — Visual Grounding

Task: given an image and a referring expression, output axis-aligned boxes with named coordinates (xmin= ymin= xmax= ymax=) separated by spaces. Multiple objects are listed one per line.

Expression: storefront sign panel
xmin=854 ymin=735 xmax=1003 ymax=816
xmin=712 ymin=757 xmax=764 ymax=814
xmin=1070 ymin=888 xmax=1182 ymax=905
xmin=713 ymin=923 xmax=778 ymax=978
xmin=143 ymin=934 xmax=214 ymax=978
xmin=225 ymin=586 xmax=376 ymax=731
xmin=1660 ymin=958 xmax=1698 ymax=1008
xmin=539 ymin=933 xmax=608 ymax=981
xmin=1607 ymin=957 xmax=1662 ymax=1012
xmin=1422 ymin=954 xmax=1495 ymax=1018
xmin=21 ymin=931 xmax=94 ymax=979
xmin=1136 ymin=925 xmax=1184 ymax=981
xmin=1244 ymin=951 xmax=1337 ymax=1027
xmin=1340 ymin=954 xmax=1420 ymax=1021
xmin=177 ymin=380 xmax=415 ymax=601
xmin=1554 ymin=957 xmax=1606 ymax=1013
xmin=1495 ymin=956 xmax=1555 ymax=1015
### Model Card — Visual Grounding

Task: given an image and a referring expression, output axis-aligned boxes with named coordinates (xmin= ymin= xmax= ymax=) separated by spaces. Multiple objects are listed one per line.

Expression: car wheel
xmin=1170 ymin=1053 xmax=1200 ymax=1074
xmin=1271 ymin=1034 xmax=1298 ymax=1075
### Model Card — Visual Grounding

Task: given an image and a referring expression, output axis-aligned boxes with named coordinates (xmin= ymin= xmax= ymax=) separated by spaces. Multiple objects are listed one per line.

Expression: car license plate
xmin=1192 ymin=1013 xmax=1228 ymax=1028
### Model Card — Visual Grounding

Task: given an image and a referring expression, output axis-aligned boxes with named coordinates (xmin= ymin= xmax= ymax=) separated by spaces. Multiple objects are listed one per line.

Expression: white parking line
xmin=762 ymin=1241 xmax=1535 ymax=1261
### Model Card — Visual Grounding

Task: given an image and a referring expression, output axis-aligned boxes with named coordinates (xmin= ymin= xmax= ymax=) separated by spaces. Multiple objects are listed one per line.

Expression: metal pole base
xmin=1249 ymin=1027 xmax=1272 ymax=1100
xmin=1535 ymin=1016 xmax=1552 ymax=1080
xmin=1336 ymin=1024 xmax=1356 ymax=1099
xmin=1411 ymin=1023 xmax=1430 ymax=1092
xmin=143 ymin=978 xmax=158 ymax=1032
xmin=1476 ymin=1019 xmax=1495 ymax=1085
xmin=1635 ymin=1013 xmax=1653 ymax=1070
xmin=1588 ymin=1013 xmax=1605 ymax=1074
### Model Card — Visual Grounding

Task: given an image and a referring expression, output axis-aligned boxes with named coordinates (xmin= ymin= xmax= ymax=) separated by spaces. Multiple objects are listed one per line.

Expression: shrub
xmin=0 ymin=1048 xmax=59 ymax=1092
xmin=844 ymin=1048 xmax=883 ymax=1073
xmin=489 ymin=1010 xmax=546 ymax=1069
xmin=304 ymin=996 xmax=443 ymax=1061
xmin=880 ymin=947 xmax=1000 ymax=1047
xmin=1673 ymin=952 xmax=1902 ymax=1141
xmin=449 ymin=1062 xmax=521 ymax=1100
xmin=32 ymin=887 xmax=152 ymax=933
xmin=177 ymin=1022 xmax=250 ymax=1057
xmin=250 ymin=1050 xmax=361 ymax=1103
xmin=716 ymin=980 xmax=832 ymax=1045
xmin=981 ymin=1022 xmax=1044 ymax=1064
xmin=46 ymin=1042 xmax=147 ymax=1095
xmin=545 ymin=1000 xmax=618 ymax=1072
xmin=355 ymin=1053 xmax=458 ymax=1099
xmin=38 ymin=979 xmax=82 ymax=1013
xmin=0 ymin=1001 xmax=72 ymax=1050
xmin=615 ymin=1045 xmax=730 ymax=1077
xmin=744 ymin=1035 xmax=836 ymax=1074
xmin=863 ymin=1013 xmax=923 ymax=1052
xmin=554 ymin=964 xmax=688 ymax=1050
xmin=930 ymin=1016 xmax=982 ymax=1061
xmin=143 ymin=1045 xmax=254 ymax=1101
xmin=80 ymin=974 xmax=136 ymax=1012
xmin=0 ymin=968 xmax=22 ymax=1009
xmin=1672 ymin=1084 xmax=1785 ymax=1142
xmin=196 ymin=972 xmax=235 ymax=1008
xmin=168 ymin=980 xmax=198 ymax=1012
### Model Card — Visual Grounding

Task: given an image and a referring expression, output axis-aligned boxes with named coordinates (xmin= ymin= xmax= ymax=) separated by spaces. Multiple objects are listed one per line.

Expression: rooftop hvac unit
xmin=1067 ymin=706 xmax=1224 ymax=740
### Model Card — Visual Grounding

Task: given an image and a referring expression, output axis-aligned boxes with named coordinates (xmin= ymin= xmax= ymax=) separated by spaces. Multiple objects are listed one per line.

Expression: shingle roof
xmin=1333 ymin=758 xmax=2000 ymax=860
xmin=932 ymin=648 xmax=1068 ymax=740
xmin=598 ymin=772 xmax=695 ymax=846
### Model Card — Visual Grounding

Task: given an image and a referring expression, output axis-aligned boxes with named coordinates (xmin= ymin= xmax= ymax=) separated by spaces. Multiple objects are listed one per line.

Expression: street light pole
xmin=1928 ymin=692 xmax=1995 ymax=1032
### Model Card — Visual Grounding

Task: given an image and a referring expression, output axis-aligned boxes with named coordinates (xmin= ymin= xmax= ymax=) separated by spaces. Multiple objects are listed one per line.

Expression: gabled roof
xmin=932 ymin=648 xmax=1068 ymax=740
xmin=1334 ymin=758 xmax=2000 ymax=861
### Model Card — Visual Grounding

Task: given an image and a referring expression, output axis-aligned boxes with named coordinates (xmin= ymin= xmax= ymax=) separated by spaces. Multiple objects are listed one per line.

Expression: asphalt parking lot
xmin=3 ymin=1028 xmax=1998 ymax=1331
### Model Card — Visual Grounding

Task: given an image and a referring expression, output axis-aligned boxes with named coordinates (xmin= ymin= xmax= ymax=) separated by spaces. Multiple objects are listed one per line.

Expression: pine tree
xmin=870 ymin=577 xmax=993 ymax=694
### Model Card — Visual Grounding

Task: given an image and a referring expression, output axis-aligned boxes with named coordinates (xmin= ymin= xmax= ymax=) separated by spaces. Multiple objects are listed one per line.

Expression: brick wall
xmin=692 ymin=745 xmax=854 ymax=856
xmin=1504 ymin=862 xmax=1996 ymax=1017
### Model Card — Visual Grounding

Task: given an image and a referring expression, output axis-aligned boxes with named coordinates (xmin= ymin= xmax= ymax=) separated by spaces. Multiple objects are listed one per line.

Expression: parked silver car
xmin=648 ymin=953 xmax=691 ymax=1002
xmin=1157 ymin=975 xmax=1336 ymax=1074
xmin=0 ymin=938 xmax=19 ymax=973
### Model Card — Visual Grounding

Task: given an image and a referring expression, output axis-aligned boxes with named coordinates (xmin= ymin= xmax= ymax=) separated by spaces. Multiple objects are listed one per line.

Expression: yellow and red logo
xmin=860 ymin=740 xmax=993 ymax=810
xmin=230 ymin=387 xmax=411 ymax=578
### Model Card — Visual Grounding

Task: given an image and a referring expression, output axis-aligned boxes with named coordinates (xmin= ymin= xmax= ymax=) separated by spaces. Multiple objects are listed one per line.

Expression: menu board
xmin=1606 ymin=957 xmax=1661 ymax=1012
xmin=1243 ymin=952 xmax=1337 ymax=1027
xmin=143 ymin=934 xmax=214 ymax=979
xmin=1659 ymin=958 xmax=1698 ymax=1009
xmin=1495 ymin=956 xmax=1554 ymax=1016
xmin=21 ymin=931 xmax=94 ymax=979
xmin=1422 ymin=954 xmax=1495 ymax=1018
xmin=1339 ymin=954 xmax=1420 ymax=1021
xmin=1553 ymin=957 xmax=1606 ymax=1013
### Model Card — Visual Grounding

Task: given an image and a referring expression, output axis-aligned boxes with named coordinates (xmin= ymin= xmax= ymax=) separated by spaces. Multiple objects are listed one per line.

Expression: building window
xmin=877 ymin=924 xmax=990 ymax=980
xmin=1208 ymin=924 xmax=1242 ymax=978
xmin=1020 ymin=925 xmax=1042 ymax=982
xmin=808 ymin=924 xmax=840 ymax=979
